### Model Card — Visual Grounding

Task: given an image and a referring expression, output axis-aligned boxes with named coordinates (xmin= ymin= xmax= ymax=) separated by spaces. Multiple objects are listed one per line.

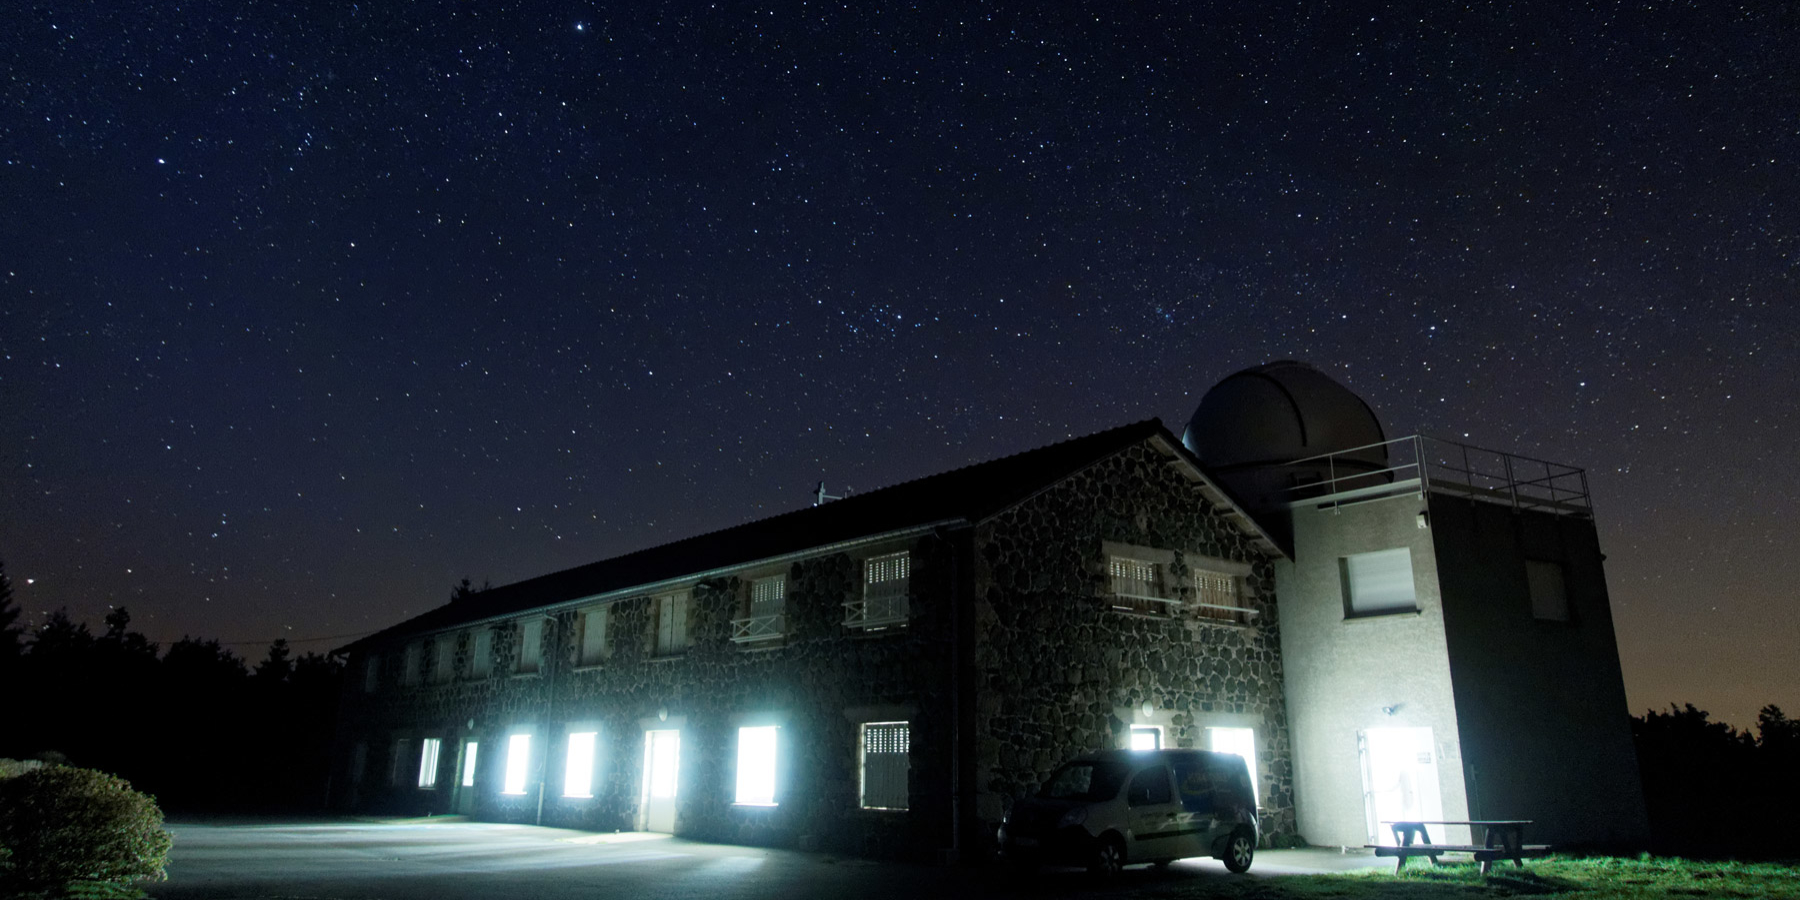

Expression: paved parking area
xmin=152 ymin=819 xmax=1384 ymax=900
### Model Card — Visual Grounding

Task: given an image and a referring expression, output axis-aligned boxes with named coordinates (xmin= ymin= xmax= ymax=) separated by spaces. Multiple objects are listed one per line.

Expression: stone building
xmin=334 ymin=361 xmax=1648 ymax=858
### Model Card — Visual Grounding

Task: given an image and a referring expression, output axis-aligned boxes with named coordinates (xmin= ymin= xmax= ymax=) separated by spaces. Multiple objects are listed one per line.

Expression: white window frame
xmin=563 ymin=730 xmax=598 ymax=798
xmin=577 ymin=607 xmax=610 ymax=666
xmin=1341 ymin=548 xmax=1419 ymax=617
xmin=418 ymin=737 xmax=442 ymax=789
xmin=1129 ymin=725 xmax=1164 ymax=751
xmin=653 ymin=591 xmax=690 ymax=656
xmin=858 ymin=721 xmax=910 ymax=811
xmin=846 ymin=551 xmax=910 ymax=630
xmin=734 ymin=725 xmax=779 ymax=807
xmin=461 ymin=741 xmax=479 ymax=788
xmin=734 ymin=575 xmax=787 ymax=644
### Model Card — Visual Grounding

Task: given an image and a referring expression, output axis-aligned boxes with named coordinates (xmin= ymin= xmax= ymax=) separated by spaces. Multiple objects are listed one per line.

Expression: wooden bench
xmin=1366 ymin=820 xmax=1550 ymax=875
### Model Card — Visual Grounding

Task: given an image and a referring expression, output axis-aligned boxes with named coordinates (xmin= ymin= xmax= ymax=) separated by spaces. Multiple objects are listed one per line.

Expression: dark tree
xmin=0 ymin=558 xmax=20 ymax=661
xmin=254 ymin=637 xmax=295 ymax=684
xmin=449 ymin=577 xmax=490 ymax=604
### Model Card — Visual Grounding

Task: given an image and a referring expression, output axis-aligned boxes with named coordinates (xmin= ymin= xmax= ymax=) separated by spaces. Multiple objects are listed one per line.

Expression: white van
xmin=998 ymin=748 xmax=1259 ymax=874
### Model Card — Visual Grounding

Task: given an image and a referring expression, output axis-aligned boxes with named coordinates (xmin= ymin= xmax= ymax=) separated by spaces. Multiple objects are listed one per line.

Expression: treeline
xmin=1633 ymin=703 xmax=1800 ymax=859
xmin=0 ymin=562 xmax=343 ymax=812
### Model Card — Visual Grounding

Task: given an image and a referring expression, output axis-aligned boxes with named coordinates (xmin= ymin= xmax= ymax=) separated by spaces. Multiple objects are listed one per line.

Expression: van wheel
xmin=1223 ymin=829 xmax=1255 ymax=873
xmin=1089 ymin=835 xmax=1125 ymax=876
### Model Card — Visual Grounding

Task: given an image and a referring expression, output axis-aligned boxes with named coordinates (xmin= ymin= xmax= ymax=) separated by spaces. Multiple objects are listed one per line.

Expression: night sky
xmin=3 ymin=2 xmax=1795 ymax=728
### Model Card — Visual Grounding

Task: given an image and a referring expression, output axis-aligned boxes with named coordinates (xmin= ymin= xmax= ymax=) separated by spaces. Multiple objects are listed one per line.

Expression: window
xmin=1527 ymin=560 xmax=1570 ymax=621
xmin=432 ymin=638 xmax=454 ymax=683
xmin=1109 ymin=556 xmax=1176 ymax=615
xmin=859 ymin=722 xmax=910 ymax=810
xmin=564 ymin=731 xmax=598 ymax=798
xmin=1129 ymin=725 xmax=1163 ymax=751
xmin=1341 ymin=548 xmax=1417 ymax=616
xmin=516 ymin=620 xmax=544 ymax=674
xmin=653 ymin=591 xmax=690 ymax=656
xmin=848 ymin=552 xmax=910 ymax=629
xmin=1192 ymin=568 xmax=1249 ymax=623
xmin=502 ymin=733 xmax=532 ymax=795
xmin=734 ymin=725 xmax=778 ymax=806
xmin=390 ymin=738 xmax=412 ymax=786
xmin=362 ymin=655 xmax=380 ymax=693
xmin=461 ymin=741 xmax=478 ymax=787
xmin=470 ymin=629 xmax=493 ymax=678
xmin=734 ymin=576 xmax=786 ymax=643
xmin=402 ymin=643 xmax=423 ymax=685
xmin=418 ymin=738 xmax=442 ymax=789
xmin=1207 ymin=726 xmax=1258 ymax=807
xmin=577 ymin=607 xmax=609 ymax=666
xmin=1127 ymin=765 xmax=1173 ymax=806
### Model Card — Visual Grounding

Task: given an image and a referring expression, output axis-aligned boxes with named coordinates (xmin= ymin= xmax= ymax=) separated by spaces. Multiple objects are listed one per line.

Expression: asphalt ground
xmin=151 ymin=818 xmax=1387 ymax=900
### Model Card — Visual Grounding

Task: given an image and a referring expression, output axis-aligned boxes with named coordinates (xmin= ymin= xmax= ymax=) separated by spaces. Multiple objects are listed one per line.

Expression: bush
xmin=0 ymin=766 xmax=171 ymax=892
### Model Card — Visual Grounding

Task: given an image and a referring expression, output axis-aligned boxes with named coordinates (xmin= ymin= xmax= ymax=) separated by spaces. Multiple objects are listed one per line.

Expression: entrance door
xmin=453 ymin=741 xmax=478 ymax=814
xmin=642 ymin=729 xmax=680 ymax=833
xmin=1360 ymin=727 xmax=1444 ymax=844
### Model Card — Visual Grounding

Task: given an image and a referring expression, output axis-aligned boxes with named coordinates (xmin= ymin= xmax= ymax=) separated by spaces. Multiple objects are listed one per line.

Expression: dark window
xmin=1040 ymin=762 xmax=1130 ymax=802
xmin=1127 ymin=766 xmax=1173 ymax=806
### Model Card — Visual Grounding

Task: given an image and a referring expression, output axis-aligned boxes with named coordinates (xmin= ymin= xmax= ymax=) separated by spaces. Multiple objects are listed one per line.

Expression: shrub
xmin=0 ymin=766 xmax=171 ymax=892
xmin=0 ymin=757 xmax=45 ymax=780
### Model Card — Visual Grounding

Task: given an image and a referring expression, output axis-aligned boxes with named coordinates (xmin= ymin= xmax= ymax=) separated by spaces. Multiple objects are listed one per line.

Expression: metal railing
xmin=1280 ymin=435 xmax=1592 ymax=517
xmin=730 ymin=613 xmax=786 ymax=643
xmin=844 ymin=594 xmax=909 ymax=629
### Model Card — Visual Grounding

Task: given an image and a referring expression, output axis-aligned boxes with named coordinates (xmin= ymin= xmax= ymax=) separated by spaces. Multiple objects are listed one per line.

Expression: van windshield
xmin=1039 ymin=762 xmax=1129 ymax=801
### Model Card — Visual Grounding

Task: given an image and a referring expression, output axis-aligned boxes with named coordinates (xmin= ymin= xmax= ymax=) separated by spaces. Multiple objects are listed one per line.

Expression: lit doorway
xmin=453 ymin=740 xmax=479 ymax=815
xmin=1360 ymin=727 xmax=1443 ymax=844
xmin=642 ymin=729 xmax=680 ymax=833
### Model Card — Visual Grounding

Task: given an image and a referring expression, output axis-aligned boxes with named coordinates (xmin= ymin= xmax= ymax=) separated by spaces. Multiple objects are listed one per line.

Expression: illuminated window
xmin=432 ymin=638 xmax=454 ymax=683
xmin=848 ymin=552 xmax=910 ymax=629
xmin=516 ymin=620 xmax=543 ymax=674
xmin=563 ymin=731 xmax=598 ymax=798
xmin=503 ymin=733 xmax=532 ymax=795
xmin=577 ymin=607 xmax=609 ymax=665
xmin=469 ymin=628 xmax=493 ymax=678
xmin=1342 ymin=548 xmax=1417 ymax=616
xmin=363 ymin=655 xmax=380 ymax=693
xmin=735 ymin=725 xmax=778 ymax=806
xmin=1527 ymin=560 xmax=1570 ymax=621
xmin=1129 ymin=725 xmax=1163 ymax=751
xmin=859 ymin=722 xmax=909 ymax=810
xmin=418 ymin=738 xmax=441 ymax=789
xmin=654 ymin=591 xmax=690 ymax=656
xmin=402 ymin=643 xmax=423 ymax=685
xmin=461 ymin=742 xmax=478 ymax=787
xmin=1207 ymin=726 xmax=1258 ymax=807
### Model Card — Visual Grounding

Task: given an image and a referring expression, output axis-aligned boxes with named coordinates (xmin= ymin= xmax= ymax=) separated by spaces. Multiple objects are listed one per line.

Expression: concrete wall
xmin=1277 ymin=493 xmax=1473 ymax=848
xmin=1429 ymin=496 xmax=1652 ymax=849
xmin=971 ymin=441 xmax=1297 ymax=846
xmin=335 ymin=534 xmax=962 ymax=860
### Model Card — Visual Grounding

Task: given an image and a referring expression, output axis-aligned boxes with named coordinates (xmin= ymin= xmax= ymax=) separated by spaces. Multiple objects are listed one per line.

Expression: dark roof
xmin=341 ymin=418 xmax=1266 ymax=652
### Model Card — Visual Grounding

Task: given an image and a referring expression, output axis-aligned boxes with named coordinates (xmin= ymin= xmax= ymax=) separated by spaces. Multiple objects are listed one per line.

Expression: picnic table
xmin=1368 ymin=820 xmax=1550 ymax=875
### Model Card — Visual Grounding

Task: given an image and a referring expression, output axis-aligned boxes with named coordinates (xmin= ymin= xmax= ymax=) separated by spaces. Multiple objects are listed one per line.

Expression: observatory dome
xmin=1182 ymin=361 xmax=1387 ymax=496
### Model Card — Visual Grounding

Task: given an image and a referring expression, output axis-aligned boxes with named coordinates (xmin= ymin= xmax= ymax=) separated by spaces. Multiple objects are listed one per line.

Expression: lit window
xmin=363 ymin=655 xmax=380 ymax=693
xmin=433 ymin=638 xmax=454 ymax=683
xmin=470 ymin=629 xmax=493 ymax=678
xmin=848 ymin=552 xmax=910 ymax=629
xmin=1129 ymin=725 xmax=1163 ymax=751
xmin=859 ymin=722 xmax=909 ymax=810
xmin=390 ymin=738 xmax=411 ymax=786
xmin=402 ymin=643 xmax=423 ymax=685
xmin=1341 ymin=548 xmax=1417 ymax=616
xmin=419 ymin=738 xmax=441 ymax=789
xmin=563 ymin=731 xmax=598 ymax=798
xmin=461 ymin=742 xmax=478 ymax=787
xmin=1109 ymin=556 xmax=1175 ymax=615
xmin=654 ymin=591 xmax=690 ymax=656
xmin=1526 ymin=560 xmax=1570 ymax=621
xmin=516 ymin=620 xmax=544 ymax=674
xmin=578 ymin=607 xmax=609 ymax=665
xmin=735 ymin=725 xmax=778 ymax=806
xmin=503 ymin=733 xmax=532 ymax=795
xmin=1207 ymin=726 xmax=1258 ymax=807
xmin=734 ymin=576 xmax=786 ymax=643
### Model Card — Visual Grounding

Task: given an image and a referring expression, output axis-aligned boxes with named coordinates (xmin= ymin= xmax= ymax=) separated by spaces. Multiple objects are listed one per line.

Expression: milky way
xmin=2 ymin=1 xmax=1795 ymax=728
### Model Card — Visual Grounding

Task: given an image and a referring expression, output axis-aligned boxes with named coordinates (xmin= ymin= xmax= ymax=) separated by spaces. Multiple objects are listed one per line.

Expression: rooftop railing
xmin=1278 ymin=435 xmax=1592 ymax=517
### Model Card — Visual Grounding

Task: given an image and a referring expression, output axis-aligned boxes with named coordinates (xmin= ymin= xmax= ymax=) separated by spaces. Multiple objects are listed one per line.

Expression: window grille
xmin=734 ymin=576 xmax=787 ymax=643
xmin=860 ymin=721 xmax=910 ymax=810
xmin=1193 ymin=569 xmax=1250 ymax=623
xmin=1108 ymin=556 xmax=1174 ymax=615
xmin=846 ymin=552 xmax=909 ymax=629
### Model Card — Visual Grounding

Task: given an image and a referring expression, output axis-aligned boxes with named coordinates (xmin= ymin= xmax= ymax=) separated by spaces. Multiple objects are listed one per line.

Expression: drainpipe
xmin=536 ymin=614 xmax=558 ymax=827
xmin=937 ymin=523 xmax=971 ymax=863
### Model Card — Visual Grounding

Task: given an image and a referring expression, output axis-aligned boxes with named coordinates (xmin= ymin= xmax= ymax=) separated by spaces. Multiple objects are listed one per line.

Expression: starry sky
xmin=2 ymin=1 xmax=1795 ymax=728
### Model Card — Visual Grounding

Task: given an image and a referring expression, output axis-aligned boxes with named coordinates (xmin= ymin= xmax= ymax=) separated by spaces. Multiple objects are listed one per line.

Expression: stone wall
xmin=970 ymin=442 xmax=1295 ymax=845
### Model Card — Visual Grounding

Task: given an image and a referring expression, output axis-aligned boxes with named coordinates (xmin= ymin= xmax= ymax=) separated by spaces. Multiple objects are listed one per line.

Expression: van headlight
xmin=1057 ymin=807 xmax=1087 ymax=829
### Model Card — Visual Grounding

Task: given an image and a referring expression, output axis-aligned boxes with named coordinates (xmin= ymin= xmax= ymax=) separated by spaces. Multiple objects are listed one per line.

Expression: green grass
xmin=1123 ymin=856 xmax=1800 ymax=900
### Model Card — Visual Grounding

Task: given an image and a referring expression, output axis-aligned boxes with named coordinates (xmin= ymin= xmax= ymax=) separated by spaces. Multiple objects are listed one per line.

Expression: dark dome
xmin=1182 ymin=360 xmax=1386 ymax=474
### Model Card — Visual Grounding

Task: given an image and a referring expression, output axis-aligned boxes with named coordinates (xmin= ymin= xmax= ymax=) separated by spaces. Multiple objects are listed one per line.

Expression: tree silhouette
xmin=0 ymin=558 xmax=21 ymax=661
